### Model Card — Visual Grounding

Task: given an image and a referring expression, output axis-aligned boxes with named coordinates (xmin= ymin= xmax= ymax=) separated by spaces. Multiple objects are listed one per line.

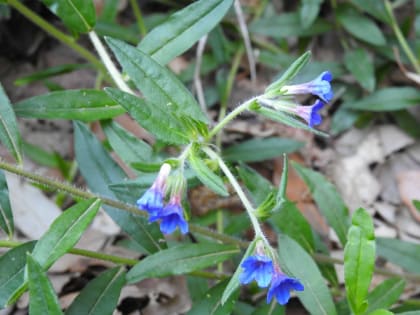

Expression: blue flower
xmin=239 ymin=255 xmax=274 ymax=288
xmin=294 ymin=100 xmax=325 ymax=127
xmin=282 ymin=71 xmax=333 ymax=102
xmin=267 ymin=272 xmax=304 ymax=305
xmin=150 ymin=196 xmax=188 ymax=234
xmin=136 ymin=163 xmax=171 ymax=216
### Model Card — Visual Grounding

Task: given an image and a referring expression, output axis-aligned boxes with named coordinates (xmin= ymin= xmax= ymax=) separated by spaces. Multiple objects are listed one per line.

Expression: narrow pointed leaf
xmin=74 ymin=122 xmax=165 ymax=253
xmin=41 ymin=0 xmax=96 ymax=33
xmin=14 ymin=89 xmax=124 ymax=122
xmin=106 ymin=37 xmax=207 ymax=124
xmin=189 ymin=153 xmax=228 ymax=197
xmin=0 ymin=83 xmax=22 ymax=164
xmin=344 ymin=208 xmax=375 ymax=315
xmin=0 ymin=241 xmax=35 ymax=307
xmin=102 ymin=120 xmax=152 ymax=165
xmin=277 ymin=234 xmax=337 ymax=315
xmin=27 ymin=254 xmax=63 ymax=315
xmin=0 ymin=170 xmax=14 ymax=237
xmin=292 ymin=162 xmax=350 ymax=246
xmin=126 ymin=244 xmax=239 ymax=283
xmin=344 ymin=49 xmax=375 ymax=92
xmin=66 ymin=267 xmax=126 ymax=315
xmin=366 ymin=277 xmax=405 ymax=314
xmin=138 ymin=0 xmax=233 ymax=65
xmin=32 ymin=198 xmax=101 ymax=269
xmin=105 ymin=88 xmax=189 ymax=144
xmin=376 ymin=238 xmax=420 ymax=273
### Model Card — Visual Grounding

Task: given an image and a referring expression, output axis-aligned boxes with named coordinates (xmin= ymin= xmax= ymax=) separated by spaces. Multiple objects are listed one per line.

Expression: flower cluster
xmin=260 ymin=71 xmax=333 ymax=128
xmin=239 ymin=254 xmax=304 ymax=305
xmin=136 ymin=163 xmax=188 ymax=235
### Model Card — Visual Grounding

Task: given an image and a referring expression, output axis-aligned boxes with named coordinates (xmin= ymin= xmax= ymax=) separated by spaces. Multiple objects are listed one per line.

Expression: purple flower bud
xmin=150 ymin=195 xmax=188 ymax=234
xmin=282 ymin=71 xmax=333 ymax=102
xmin=266 ymin=271 xmax=304 ymax=305
xmin=293 ymin=100 xmax=325 ymax=127
xmin=239 ymin=255 xmax=274 ymax=288
xmin=136 ymin=163 xmax=171 ymax=216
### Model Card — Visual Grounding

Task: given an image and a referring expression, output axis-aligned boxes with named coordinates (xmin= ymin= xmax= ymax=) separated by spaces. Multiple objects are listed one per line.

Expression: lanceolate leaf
xmin=344 ymin=49 xmax=375 ymax=92
xmin=66 ymin=267 xmax=126 ymax=315
xmin=126 ymin=243 xmax=239 ymax=283
xmin=376 ymin=238 xmax=420 ymax=273
xmin=292 ymin=162 xmax=350 ymax=246
xmin=0 ymin=241 xmax=36 ymax=307
xmin=41 ymin=0 xmax=96 ymax=33
xmin=32 ymin=198 xmax=101 ymax=269
xmin=106 ymin=37 xmax=207 ymax=124
xmin=277 ymin=234 xmax=337 ymax=315
xmin=0 ymin=83 xmax=22 ymax=164
xmin=138 ymin=0 xmax=233 ymax=65
xmin=74 ymin=121 xmax=165 ymax=254
xmin=105 ymin=88 xmax=189 ymax=145
xmin=366 ymin=277 xmax=405 ymax=314
xmin=344 ymin=208 xmax=375 ymax=315
xmin=0 ymin=170 xmax=14 ymax=238
xmin=26 ymin=254 xmax=63 ymax=315
xmin=14 ymin=89 xmax=124 ymax=122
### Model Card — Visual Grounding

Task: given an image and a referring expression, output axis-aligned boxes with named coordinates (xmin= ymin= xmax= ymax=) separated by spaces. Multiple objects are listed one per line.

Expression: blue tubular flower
xmin=282 ymin=71 xmax=333 ymax=102
xmin=239 ymin=255 xmax=274 ymax=288
xmin=150 ymin=195 xmax=188 ymax=234
xmin=294 ymin=100 xmax=325 ymax=127
xmin=267 ymin=272 xmax=304 ymax=305
xmin=136 ymin=163 xmax=171 ymax=216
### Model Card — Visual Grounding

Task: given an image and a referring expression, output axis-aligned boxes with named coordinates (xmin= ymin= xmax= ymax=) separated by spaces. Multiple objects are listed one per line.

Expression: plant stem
xmin=0 ymin=240 xmax=226 ymax=279
xmin=129 ymin=0 xmax=147 ymax=37
xmin=207 ymin=97 xmax=256 ymax=140
xmin=0 ymin=159 xmax=247 ymax=248
xmin=384 ymin=0 xmax=420 ymax=73
xmin=6 ymin=0 xmax=106 ymax=74
xmin=88 ymin=31 xmax=134 ymax=94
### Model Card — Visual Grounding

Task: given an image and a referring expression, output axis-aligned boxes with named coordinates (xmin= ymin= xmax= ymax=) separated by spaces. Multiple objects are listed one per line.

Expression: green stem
xmin=0 ymin=159 xmax=247 ymax=248
xmin=207 ymin=98 xmax=256 ymax=141
xmin=384 ymin=0 xmax=420 ymax=73
xmin=6 ymin=0 xmax=106 ymax=74
xmin=0 ymin=240 xmax=226 ymax=279
xmin=129 ymin=0 xmax=147 ymax=37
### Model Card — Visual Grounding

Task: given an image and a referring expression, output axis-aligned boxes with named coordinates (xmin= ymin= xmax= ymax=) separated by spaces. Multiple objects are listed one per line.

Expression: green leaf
xmin=270 ymin=200 xmax=315 ymax=253
xmin=32 ymin=198 xmax=101 ymax=269
xmin=300 ymin=0 xmax=323 ymax=29
xmin=344 ymin=88 xmax=420 ymax=111
xmin=126 ymin=243 xmax=239 ymax=283
xmin=344 ymin=49 xmax=375 ymax=92
xmin=0 ymin=83 xmax=22 ymax=164
xmin=265 ymin=51 xmax=311 ymax=94
xmin=367 ymin=310 xmax=394 ymax=315
xmin=292 ymin=162 xmax=350 ymax=246
xmin=104 ymin=88 xmax=189 ymax=144
xmin=187 ymin=280 xmax=238 ymax=315
xmin=0 ymin=170 xmax=13 ymax=237
xmin=394 ymin=110 xmax=420 ymax=139
xmin=14 ymin=89 xmax=124 ymax=122
xmin=41 ymin=0 xmax=96 ymax=33
xmin=74 ymin=121 xmax=166 ymax=254
xmin=66 ymin=267 xmax=125 ymax=315
xmin=277 ymin=234 xmax=337 ymax=315
xmin=105 ymin=37 xmax=207 ymax=124
xmin=221 ymin=240 xmax=257 ymax=305
xmin=26 ymin=254 xmax=64 ymax=315
xmin=189 ymin=151 xmax=228 ymax=197
xmin=102 ymin=120 xmax=152 ymax=165
xmin=254 ymin=106 xmax=329 ymax=137
xmin=0 ymin=241 xmax=35 ymax=307
xmin=95 ymin=21 xmax=139 ymax=44
xmin=223 ymin=137 xmax=303 ymax=162
xmin=337 ymin=6 xmax=386 ymax=46
xmin=376 ymin=238 xmax=420 ymax=273
xmin=237 ymin=164 xmax=273 ymax=206
xmin=348 ymin=0 xmax=389 ymax=23
xmin=138 ymin=0 xmax=233 ymax=65
xmin=344 ymin=208 xmax=375 ymax=315
xmin=366 ymin=277 xmax=405 ymax=314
